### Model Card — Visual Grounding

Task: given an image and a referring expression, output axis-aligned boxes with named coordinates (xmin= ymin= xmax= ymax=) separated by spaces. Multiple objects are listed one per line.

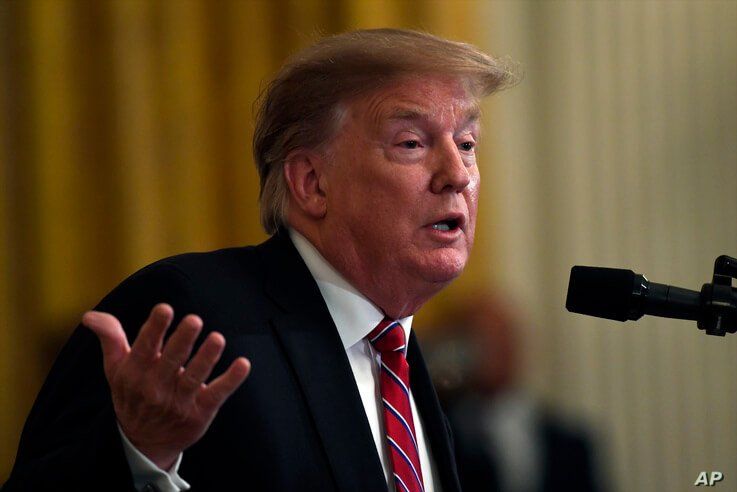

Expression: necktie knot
xmin=367 ymin=318 xmax=406 ymax=354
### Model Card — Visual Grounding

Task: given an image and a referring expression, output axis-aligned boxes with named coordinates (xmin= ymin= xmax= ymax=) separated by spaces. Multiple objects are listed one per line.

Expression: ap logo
xmin=694 ymin=471 xmax=724 ymax=487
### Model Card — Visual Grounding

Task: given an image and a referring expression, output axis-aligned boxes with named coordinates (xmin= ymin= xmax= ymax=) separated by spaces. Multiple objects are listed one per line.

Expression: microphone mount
xmin=698 ymin=255 xmax=737 ymax=336
xmin=565 ymin=255 xmax=737 ymax=337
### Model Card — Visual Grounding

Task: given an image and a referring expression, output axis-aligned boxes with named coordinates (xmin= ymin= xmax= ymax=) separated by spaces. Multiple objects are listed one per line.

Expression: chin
xmin=417 ymin=249 xmax=468 ymax=284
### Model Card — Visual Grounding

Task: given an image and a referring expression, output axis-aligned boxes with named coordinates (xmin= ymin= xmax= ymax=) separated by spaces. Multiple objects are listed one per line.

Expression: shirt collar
xmin=289 ymin=228 xmax=413 ymax=350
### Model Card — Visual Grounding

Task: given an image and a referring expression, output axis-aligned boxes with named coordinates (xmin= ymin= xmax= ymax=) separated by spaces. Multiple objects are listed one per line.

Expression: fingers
xmin=180 ymin=331 xmax=226 ymax=388
xmin=197 ymin=357 xmax=251 ymax=412
xmin=159 ymin=314 xmax=203 ymax=376
xmin=130 ymin=303 xmax=174 ymax=360
xmin=83 ymin=311 xmax=130 ymax=374
xmin=84 ymin=303 xmax=249 ymax=419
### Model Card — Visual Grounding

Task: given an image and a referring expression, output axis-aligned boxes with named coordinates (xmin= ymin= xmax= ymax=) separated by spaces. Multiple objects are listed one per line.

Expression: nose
xmin=430 ymin=138 xmax=471 ymax=194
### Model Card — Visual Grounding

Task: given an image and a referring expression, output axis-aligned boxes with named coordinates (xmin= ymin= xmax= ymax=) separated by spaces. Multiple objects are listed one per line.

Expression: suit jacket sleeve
xmin=5 ymin=261 xmax=199 ymax=492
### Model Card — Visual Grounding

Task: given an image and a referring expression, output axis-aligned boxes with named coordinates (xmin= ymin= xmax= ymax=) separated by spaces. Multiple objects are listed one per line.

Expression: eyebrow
xmin=386 ymin=106 xmax=481 ymax=130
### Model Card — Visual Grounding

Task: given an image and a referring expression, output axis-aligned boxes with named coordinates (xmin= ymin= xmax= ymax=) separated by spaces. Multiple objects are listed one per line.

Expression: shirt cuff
xmin=117 ymin=423 xmax=191 ymax=492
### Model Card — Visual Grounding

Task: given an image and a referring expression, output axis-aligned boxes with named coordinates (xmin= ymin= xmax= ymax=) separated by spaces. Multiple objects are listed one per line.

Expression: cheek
xmin=466 ymin=173 xmax=480 ymax=214
xmin=371 ymin=180 xmax=424 ymax=228
xmin=359 ymin=164 xmax=427 ymax=211
xmin=329 ymin=170 xmax=406 ymax=234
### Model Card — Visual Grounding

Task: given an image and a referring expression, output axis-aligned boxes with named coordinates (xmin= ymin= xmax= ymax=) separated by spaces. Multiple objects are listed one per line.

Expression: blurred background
xmin=1 ymin=0 xmax=735 ymax=490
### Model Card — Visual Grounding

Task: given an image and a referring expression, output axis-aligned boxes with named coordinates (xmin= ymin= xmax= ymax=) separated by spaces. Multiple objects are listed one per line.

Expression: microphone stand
xmin=698 ymin=255 xmax=737 ymax=336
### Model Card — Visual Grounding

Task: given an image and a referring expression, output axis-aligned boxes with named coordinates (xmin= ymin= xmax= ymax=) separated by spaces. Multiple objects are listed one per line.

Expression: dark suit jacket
xmin=6 ymin=231 xmax=461 ymax=491
xmin=448 ymin=396 xmax=600 ymax=492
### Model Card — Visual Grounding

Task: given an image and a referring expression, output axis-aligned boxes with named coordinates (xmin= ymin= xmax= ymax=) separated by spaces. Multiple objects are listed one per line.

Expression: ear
xmin=283 ymin=149 xmax=328 ymax=220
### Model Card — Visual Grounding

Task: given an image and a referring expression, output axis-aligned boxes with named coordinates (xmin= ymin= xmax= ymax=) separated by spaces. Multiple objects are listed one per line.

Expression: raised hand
xmin=83 ymin=303 xmax=251 ymax=470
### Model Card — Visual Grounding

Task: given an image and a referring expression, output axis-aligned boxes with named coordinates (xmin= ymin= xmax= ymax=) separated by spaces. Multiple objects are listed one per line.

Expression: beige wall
xmin=483 ymin=1 xmax=737 ymax=491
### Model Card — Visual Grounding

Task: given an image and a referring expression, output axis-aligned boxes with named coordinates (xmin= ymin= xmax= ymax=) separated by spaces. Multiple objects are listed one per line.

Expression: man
xmin=6 ymin=29 xmax=516 ymax=491
xmin=438 ymin=294 xmax=603 ymax=492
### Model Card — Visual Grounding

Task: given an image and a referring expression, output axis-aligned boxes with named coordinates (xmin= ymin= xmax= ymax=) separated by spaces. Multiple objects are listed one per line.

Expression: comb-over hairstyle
xmin=253 ymin=28 xmax=520 ymax=234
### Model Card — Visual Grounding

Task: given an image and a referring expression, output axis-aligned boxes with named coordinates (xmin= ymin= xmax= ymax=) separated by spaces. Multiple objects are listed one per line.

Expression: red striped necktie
xmin=367 ymin=318 xmax=425 ymax=492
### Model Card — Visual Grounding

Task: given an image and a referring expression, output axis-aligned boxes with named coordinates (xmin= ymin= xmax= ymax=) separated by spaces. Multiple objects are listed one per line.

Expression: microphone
xmin=566 ymin=267 xmax=701 ymax=321
xmin=565 ymin=256 xmax=737 ymax=336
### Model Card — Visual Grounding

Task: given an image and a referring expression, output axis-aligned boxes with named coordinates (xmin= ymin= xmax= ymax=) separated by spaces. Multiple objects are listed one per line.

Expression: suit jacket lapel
xmin=408 ymin=331 xmax=462 ymax=492
xmin=260 ymin=232 xmax=386 ymax=492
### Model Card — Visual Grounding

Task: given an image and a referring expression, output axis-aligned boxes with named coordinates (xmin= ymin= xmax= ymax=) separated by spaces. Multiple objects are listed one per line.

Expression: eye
xmin=399 ymin=140 xmax=421 ymax=149
xmin=459 ymin=141 xmax=476 ymax=152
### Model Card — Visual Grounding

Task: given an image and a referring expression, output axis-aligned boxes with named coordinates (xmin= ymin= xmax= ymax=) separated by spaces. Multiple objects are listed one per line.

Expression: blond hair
xmin=253 ymin=28 xmax=519 ymax=234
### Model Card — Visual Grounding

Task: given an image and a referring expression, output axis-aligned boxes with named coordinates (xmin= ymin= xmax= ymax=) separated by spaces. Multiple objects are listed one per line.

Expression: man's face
xmin=319 ymin=75 xmax=480 ymax=302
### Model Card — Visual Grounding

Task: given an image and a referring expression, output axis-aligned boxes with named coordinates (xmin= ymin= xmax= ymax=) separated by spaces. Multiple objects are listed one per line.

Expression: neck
xmin=288 ymin=222 xmax=447 ymax=319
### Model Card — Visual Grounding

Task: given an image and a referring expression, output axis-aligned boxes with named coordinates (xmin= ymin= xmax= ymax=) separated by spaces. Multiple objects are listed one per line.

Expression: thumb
xmin=82 ymin=311 xmax=130 ymax=375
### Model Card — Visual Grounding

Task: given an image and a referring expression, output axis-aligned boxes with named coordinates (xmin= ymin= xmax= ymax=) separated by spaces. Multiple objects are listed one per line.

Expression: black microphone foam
xmin=566 ymin=266 xmax=635 ymax=322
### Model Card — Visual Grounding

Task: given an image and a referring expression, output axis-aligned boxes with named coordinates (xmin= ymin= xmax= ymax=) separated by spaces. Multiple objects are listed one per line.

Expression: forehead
xmin=350 ymin=75 xmax=480 ymax=131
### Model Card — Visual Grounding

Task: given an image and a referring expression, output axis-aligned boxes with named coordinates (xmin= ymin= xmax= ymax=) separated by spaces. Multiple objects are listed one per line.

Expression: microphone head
xmin=566 ymin=266 xmax=636 ymax=322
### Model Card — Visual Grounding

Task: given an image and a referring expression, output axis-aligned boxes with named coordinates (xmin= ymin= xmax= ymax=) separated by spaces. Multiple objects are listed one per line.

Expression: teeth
xmin=432 ymin=222 xmax=451 ymax=231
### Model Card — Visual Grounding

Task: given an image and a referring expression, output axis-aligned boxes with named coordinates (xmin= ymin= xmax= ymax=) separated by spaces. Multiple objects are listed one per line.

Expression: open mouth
xmin=431 ymin=218 xmax=460 ymax=232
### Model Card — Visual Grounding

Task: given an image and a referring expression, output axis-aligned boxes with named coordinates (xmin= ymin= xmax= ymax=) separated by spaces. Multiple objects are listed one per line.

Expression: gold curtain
xmin=0 ymin=0 xmax=495 ymax=479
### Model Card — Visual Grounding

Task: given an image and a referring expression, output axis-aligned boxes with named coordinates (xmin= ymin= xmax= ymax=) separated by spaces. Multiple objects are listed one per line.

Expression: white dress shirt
xmin=481 ymin=390 xmax=541 ymax=492
xmin=120 ymin=229 xmax=440 ymax=492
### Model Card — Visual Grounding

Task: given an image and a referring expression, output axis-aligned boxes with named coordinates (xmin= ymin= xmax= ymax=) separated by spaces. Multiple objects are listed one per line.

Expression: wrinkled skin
xmin=293 ymin=75 xmax=482 ymax=318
